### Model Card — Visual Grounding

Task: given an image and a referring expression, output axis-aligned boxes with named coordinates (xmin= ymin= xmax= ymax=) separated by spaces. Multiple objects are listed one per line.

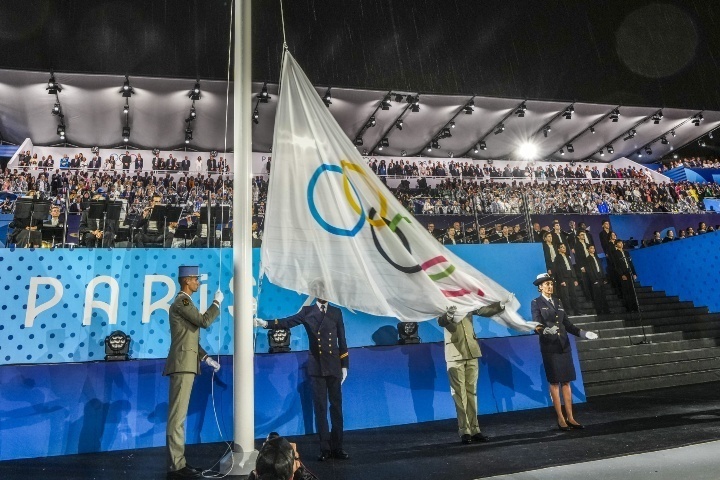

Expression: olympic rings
xmin=307 ymin=164 xmax=365 ymax=237
xmin=368 ymin=207 xmax=422 ymax=274
xmin=341 ymin=161 xmax=388 ymax=228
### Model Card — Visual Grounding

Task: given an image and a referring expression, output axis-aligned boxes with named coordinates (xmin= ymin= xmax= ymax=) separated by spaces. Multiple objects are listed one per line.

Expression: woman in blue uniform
xmin=531 ymin=273 xmax=598 ymax=431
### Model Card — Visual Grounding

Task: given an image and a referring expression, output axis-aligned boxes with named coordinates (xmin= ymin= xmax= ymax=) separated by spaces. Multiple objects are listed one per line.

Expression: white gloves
xmin=213 ymin=290 xmax=224 ymax=304
xmin=543 ymin=325 xmax=559 ymax=335
xmin=204 ymin=356 xmax=221 ymax=372
xmin=581 ymin=330 xmax=599 ymax=340
xmin=446 ymin=305 xmax=457 ymax=321
xmin=341 ymin=367 xmax=348 ymax=385
xmin=254 ymin=318 xmax=268 ymax=328
xmin=501 ymin=292 xmax=515 ymax=308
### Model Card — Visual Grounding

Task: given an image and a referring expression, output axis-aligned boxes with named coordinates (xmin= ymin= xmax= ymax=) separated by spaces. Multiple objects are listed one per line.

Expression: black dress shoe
xmin=461 ymin=434 xmax=472 ymax=444
xmin=557 ymin=421 xmax=572 ymax=432
xmin=566 ymin=419 xmax=585 ymax=429
xmin=331 ymin=449 xmax=349 ymax=460
xmin=471 ymin=433 xmax=490 ymax=442
xmin=185 ymin=464 xmax=203 ymax=474
xmin=317 ymin=450 xmax=332 ymax=462
xmin=167 ymin=466 xmax=201 ymax=479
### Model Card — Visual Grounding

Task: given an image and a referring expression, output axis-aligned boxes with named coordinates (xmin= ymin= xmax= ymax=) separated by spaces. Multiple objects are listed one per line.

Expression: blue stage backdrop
xmin=0 ymin=244 xmax=587 ymax=461
xmin=0 ymin=336 xmax=585 ymax=461
xmin=0 ymin=245 xmax=545 ymax=365
xmin=630 ymin=231 xmax=720 ymax=314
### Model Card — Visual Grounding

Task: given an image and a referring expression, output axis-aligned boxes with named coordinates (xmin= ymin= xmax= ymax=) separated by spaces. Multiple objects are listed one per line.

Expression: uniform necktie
xmin=320 ymin=304 xmax=326 ymax=314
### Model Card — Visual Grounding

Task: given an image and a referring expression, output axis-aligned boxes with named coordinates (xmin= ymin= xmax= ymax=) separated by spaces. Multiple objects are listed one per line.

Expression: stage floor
xmin=2 ymin=381 xmax=720 ymax=480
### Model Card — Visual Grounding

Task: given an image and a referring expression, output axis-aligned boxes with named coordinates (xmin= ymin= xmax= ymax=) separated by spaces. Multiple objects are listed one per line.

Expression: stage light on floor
xmin=268 ymin=328 xmax=292 ymax=353
xmin=105 ymin=330 xmax=131 ymax=360
xmin=517 ymin=141 xmax=538 ymax=159
xmin=398 ymin=322 xmax=421 ymax=345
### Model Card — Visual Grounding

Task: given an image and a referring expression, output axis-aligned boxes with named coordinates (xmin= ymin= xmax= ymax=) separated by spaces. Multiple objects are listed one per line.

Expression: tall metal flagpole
xmin=220 ymin=0 xmax=257 ymax=475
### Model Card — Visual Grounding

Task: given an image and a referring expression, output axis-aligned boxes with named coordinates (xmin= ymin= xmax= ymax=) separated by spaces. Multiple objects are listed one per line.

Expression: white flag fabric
xmin=261 ymin=51 xmax=535 ymax=331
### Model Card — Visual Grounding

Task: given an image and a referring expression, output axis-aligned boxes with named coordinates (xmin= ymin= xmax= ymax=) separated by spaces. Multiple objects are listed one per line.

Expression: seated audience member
xmin=662 ymin=230 xmax=676 ymax=242
xmin=647 ymin=231 xmax=662 ymax=246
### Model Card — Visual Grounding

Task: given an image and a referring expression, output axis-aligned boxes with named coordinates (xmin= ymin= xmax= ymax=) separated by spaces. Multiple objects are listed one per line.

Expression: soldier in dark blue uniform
xmin=256 ymin=298 xmax=350 ymax=461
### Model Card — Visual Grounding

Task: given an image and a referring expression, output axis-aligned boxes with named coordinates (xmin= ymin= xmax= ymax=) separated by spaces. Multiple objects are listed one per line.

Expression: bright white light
xmin=517 ymin=142 xmax=538 ymax=159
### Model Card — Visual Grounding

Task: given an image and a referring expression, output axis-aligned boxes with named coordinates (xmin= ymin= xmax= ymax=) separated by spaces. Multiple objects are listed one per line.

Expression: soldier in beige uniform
xmin=164 ymin=265 xmax=223 ymax=479
xmin=438 ymin=297 xmax=511 ymax=444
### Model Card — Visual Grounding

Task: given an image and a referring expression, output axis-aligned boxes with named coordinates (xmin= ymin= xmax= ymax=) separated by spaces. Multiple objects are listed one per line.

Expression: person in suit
xmin=573 ymin=230 xmax=593 ymax=299
xmin=549 ymin=221 xmax=569 ymax=250
xmin=181 ymin=156 xmax=191 ymax=172
xmin=609 ymin=239 xmax=638 ymax=312
xmin=584 ymin=244 xmax=610 ymax=314
xmin=662 ymin=230 xmax=676 ymax=242
xmin=256 ymin=285 xmax=350 ymax=461
xmin=121 ymin=151 xmax=132 ymax=172
xmin=135 ymin=153 xmax=144 ymax=171
xmin=531 ymin=273 xmax=597 ymax=431
xmin=552 ymin=243 xmax=581 ymax=316
xmin=598 ymin=220 xmax=613 ymax=254
xmin=542 ymin=232 xmax=557 ymax=275
xmin=79 ymin=195 xmax=117 ymax=247
xmin=164 ymin=266 xmax=223 ymax=479
xmin=437 ymin=299 xmax=509 ymax=444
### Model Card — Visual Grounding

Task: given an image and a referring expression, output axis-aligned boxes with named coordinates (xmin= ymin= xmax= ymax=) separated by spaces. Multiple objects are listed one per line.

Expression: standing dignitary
xmin=164 ymin=266 xmax=223 ymax=479
xmin=584 ymin=244 xmax=610 ymax=314
xmin=531 ymin=274 xmax=597 ymax=431
xmin=437 ymin=297 xmax=512 ymax=444
xmin=255 ymin=294 xmax=350 ymax=461
xmin=609 ymin=239 xmax=639 ymax=312
xmin=552 ymin=243 xmax=581 ymax=316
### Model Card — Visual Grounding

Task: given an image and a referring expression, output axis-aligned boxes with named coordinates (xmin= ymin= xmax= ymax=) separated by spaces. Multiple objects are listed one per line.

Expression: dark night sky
xmin=1 ymin=0 xmax=720 ymax=110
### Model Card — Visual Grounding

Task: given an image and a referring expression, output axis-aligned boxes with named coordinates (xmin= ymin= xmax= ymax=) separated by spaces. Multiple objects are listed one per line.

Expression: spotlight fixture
xmin=394 ymin=93 xmax=404 ymax=102
xmin=692 ymin=113 xmax=704 ymax=126
xmin=51 ymin=102 xmax=61 ymax=115
xmin=398 ymin=322 xmax=421 ymax=345
xmin=122 ymin=127 xmax=130 ymax=142
xmin=57 ymin=124 xmax=65 ymax=136
xmin=494 ymin=123 xmax=505 ymax=135
xmin=407 ymin=95 xmax=420 ymax=112
xmin=190 ymin=106 xmax=197 ymax=119
xmin=542 ymin=125 xmax=551 ymax=138
xmin=123 ymin=103 xmax=129 ymax=114
xmin=449 ymin=121 xmax=456 ymax=129
xmin=473 ymin=145 xmax=479 ymax=153
xmin=559 ymin=148 xmax=565 ymax=155
xmin=623 ymin=129 xmax=637 ymax=141
xmin=253 ymin=108 xmax=259 ymax=124
xmin=92 ymin=146 xmax=100 ymax=154
xmin=463 ymin=99 xmax=474 ymax=115
xmin=515 ymin=103 xmax=527 ymax=117
xmin=438 ymin=128 xmax=452 ymax=139
xmin=210 ymin=150 xmax=218 ymax=157
xmin=431 ymin=140 xmax=440 ymax=150
xmin=673 ymin=153 xmax=678 ymax=159
xmin=710 ymin=131 xmax=714 ymax=139
xmin=567 ymin=143 xmax=575 ymax=153
xmin=400 ymin=149 xmax=407 ymax=156
xmin=699 ymin=139 xmax=706 ymax=147
xmin=609 ymin=108 xmax=620 ymax=122
xmin=479 ymin=140 xmax=487 ymax=150
xmin=395 ymin=118 xmax=404 ymax=130
xmin=426 ymin=144 xmax=432 ymax=152
xmin=599 ymin=149 xmax=605 ymax=156
xmin=660 ymin=136 xmax=669 ymax=145
xmin=607 ymin=145 xmax=614 ymax=154
xmin=46 ymin=73 xmax=62 ymax=94
xmin=323 ymin=88 xmax=332 ymax=108
xmin=152 ymin=148 xmax=160 ymax=155
xmin=590 ymin=127 xmax=595 ymax=134
xmin=104 ymin=330 xmax=131 ymax=361
xmin=188 ymin=81 xmax=201 ymax=100
xmin=448 ymin=152 xmax=454 ymax=158
xmin=120 ymin=75 xmax=134 ymax=97
xmin=378 ymin=138 xmax=389 ymax=151
xmin=258 ymin=82 xmax=271 ymax=103
xmin=670 ymin=129 xmax=676 ymax=137
xmin=645 ymin=146 xmax=652 ymax=155
xmin=563 ymin=106 xmax=574 ymax=120
xmin=354 ymin=136 xmax=364 ymax=146
xmin=362 ymin=148 xmax=368 ymax=155
xmin=637 ymin=150 xmax=643 ymax=158
xmin=267 ymin=328 xmax=292 ymax=353
xmin=185 ymin=128 xmax=193 ymax=144
xmin=652 ymin=111 xmax=663 ymax=124
xmin=366 ymin=116 xmax=377 ymax=128
xmin=380 ymin=94 xmax=391 ymax=110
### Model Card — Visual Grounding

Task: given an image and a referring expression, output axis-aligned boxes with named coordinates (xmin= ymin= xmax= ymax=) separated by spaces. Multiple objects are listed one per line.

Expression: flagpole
xmin=220 ymin=0 xmax=257 ymax=474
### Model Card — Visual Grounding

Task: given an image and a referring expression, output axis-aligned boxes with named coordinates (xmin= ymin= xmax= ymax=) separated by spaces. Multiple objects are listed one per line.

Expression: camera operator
xmin=249 ymin=433 xmax=318 ymax=480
